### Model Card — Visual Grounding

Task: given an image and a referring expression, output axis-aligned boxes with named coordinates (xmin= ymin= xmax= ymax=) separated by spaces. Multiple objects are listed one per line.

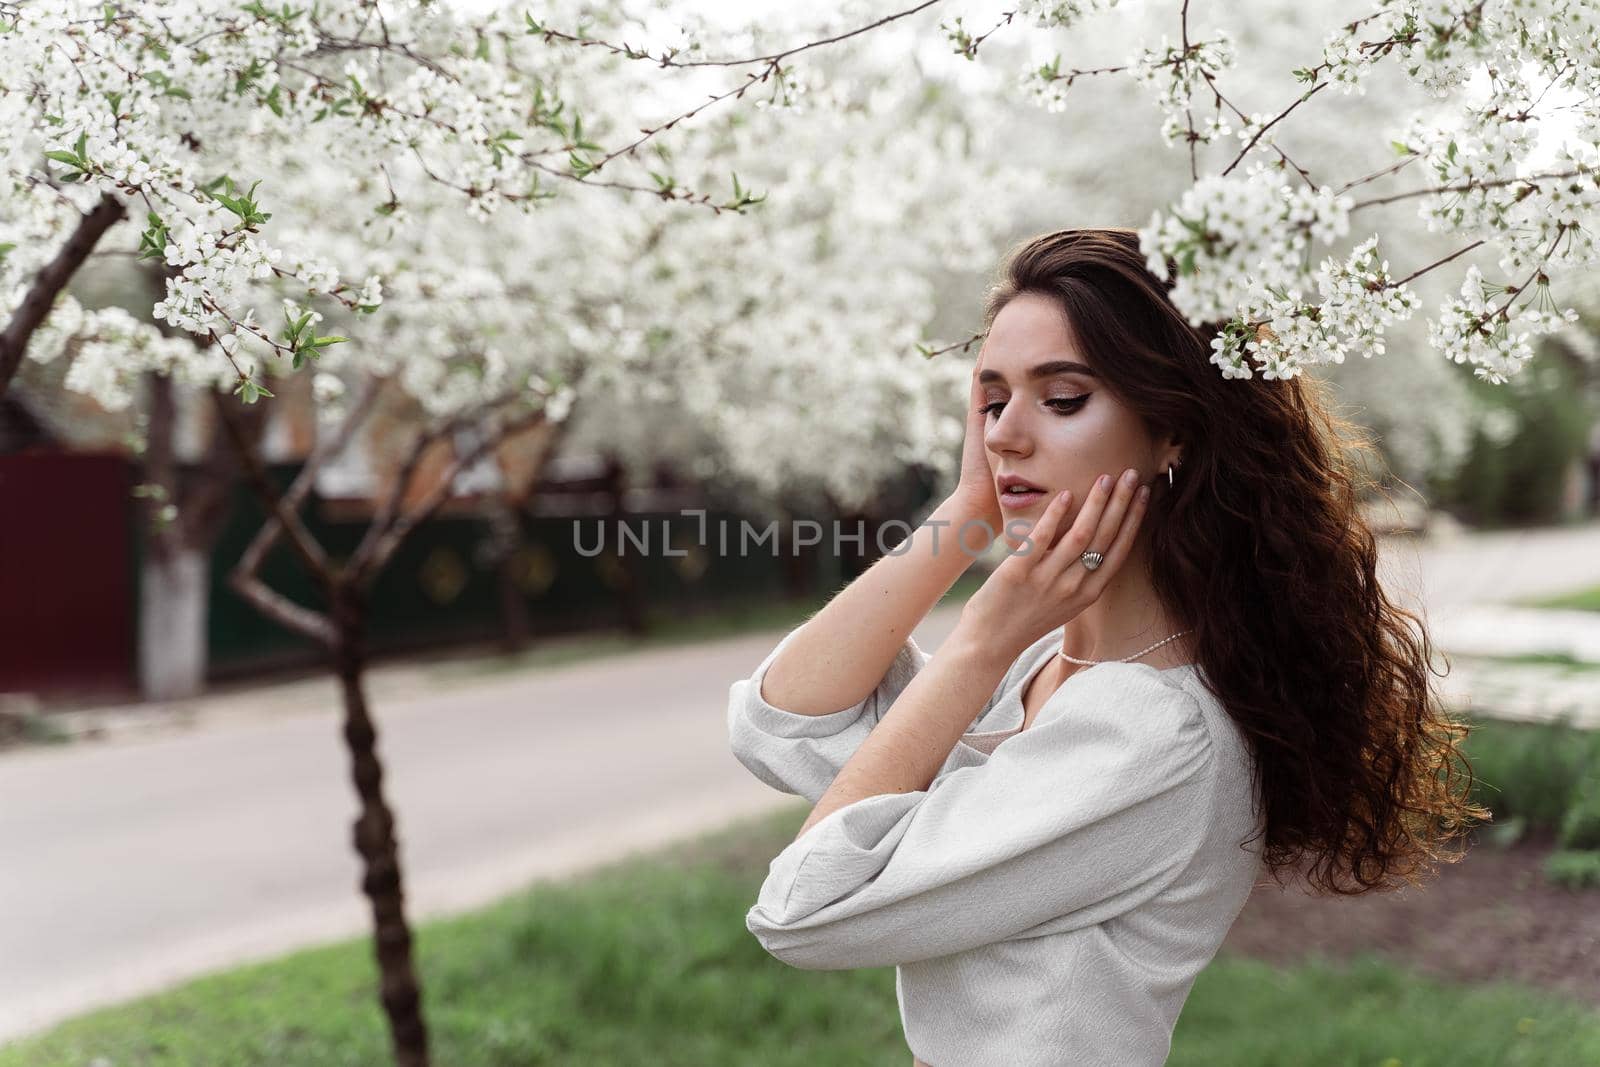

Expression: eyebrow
xmin=977 ymin=360 xmax=1099 ymax=385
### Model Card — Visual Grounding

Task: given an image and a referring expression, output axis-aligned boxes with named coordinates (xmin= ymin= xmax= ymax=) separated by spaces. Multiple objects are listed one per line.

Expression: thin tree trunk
xmin=138 ymin=546 xmax=209 ymax=700
xmin=136 ymin=271 xmax=265 ymax=701
xmin=331 ymin=580 xmax=430 ymax=1067
xmin=484 ymin=496 xmax=531 ymax=652
xmin=139 ymin=371 xmax=207 ymax=701
xmin=215 ymin=386 xmax=432 ymax=1065
xmin=216 ymin=390 xmax=550 ymax=1067
xmin=486 ymin=415 xmax=568 ymax=651
xmin=779 ymin=507 xmax=818 ymax=602
xmin=604 ymin=453 xmax=646 ymax=634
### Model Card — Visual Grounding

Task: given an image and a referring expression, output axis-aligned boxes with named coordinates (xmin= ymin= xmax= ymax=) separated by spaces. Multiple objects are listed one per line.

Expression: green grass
xmin=1461 ymin=715 xmax=1600 ymax=834
xmin=1545 ymin=849 xmax=1600 ymax=890
xmin=422 ymin=566 xmax=993 ymax=684
xmin=1523 ymin=584 xmax=1600 ymax=612
xmin=1172 ymin=953 xmax=1600 ymax=1066
xmin=6 ymin=804 xmax=1600 ymax=1067
xmin=1452 ymin=650 xmax=1600 ymax=673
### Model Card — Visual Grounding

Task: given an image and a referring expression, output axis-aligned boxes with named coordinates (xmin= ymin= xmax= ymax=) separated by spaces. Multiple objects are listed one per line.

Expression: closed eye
xmin=978 ymin=396 xmax=1089 ymax=417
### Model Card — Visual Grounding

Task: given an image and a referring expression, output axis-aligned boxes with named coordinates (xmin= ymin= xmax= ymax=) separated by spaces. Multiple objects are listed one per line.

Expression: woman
xmin=727 ymin=227 xmax=1487 ymax=1066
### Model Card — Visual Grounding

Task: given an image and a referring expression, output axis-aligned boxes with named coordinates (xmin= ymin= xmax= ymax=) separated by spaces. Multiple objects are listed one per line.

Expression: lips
xmin=998 ymin=474 xmax=1046 ymax=494
xmin=997 ymin=475 xmax=1048 ymax=508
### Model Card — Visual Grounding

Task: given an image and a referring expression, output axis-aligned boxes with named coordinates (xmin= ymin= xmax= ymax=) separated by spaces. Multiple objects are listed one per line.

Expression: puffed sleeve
xmin=743 ymin=663 xmax=1218 ymax=970
xmin=726 ymin=623 xmax=933 ymax=804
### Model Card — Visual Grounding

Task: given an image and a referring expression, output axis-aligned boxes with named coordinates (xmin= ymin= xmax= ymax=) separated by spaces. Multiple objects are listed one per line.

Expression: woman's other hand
xmin=955 ymin=468 xmax=1151 ymax=663
xmin=947 ymin=354 xmax=1004 ymax=544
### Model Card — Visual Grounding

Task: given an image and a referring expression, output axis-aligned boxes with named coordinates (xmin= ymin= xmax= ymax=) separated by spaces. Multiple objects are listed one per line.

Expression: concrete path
xmin=1378 ymin=520 xmax=1600 ymax=727
xmin=4 ymin=518 xmax=1600 ymax=1043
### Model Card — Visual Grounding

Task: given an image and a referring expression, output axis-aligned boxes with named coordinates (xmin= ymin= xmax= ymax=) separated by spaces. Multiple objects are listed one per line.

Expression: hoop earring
xmin=1167 ymin=465 xmax=1174 ymax=488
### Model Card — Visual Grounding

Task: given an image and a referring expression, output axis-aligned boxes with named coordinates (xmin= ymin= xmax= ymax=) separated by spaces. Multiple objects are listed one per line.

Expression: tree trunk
xmin=604 ymin=453 xmax=646 ymax=634
xmin=330 ymin=582 xmax=430 ymax=1067
xmin=138 ymin=546 xmax=209 ymax=701
xmin=484 ymin=495 xmax=531 ymax=652
xmin=135 ymin=274 xmax=266 ymax=701
xmin=779 ymin=507 xmax=819 ymax=602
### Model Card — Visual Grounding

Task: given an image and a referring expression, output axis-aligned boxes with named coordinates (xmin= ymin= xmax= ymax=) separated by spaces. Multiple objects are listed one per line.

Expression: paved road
xmin=2 ymin=613 xmax=971 ymax=1043
xmin=4 ymin=519 xmax=1600 ymax=1042
xmin=1376 ymin=518 xmax=1600 ymax=614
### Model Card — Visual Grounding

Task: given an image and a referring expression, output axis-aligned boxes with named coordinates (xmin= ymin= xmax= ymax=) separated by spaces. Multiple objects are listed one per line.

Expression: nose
xmin=984 ymin=400 xmax=1031 ymax=458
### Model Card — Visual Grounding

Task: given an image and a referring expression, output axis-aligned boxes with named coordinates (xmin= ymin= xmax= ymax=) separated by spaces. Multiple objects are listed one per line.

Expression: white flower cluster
xmin=0 ymin=0 xmax=582 ymax=406
xmin=1401 ymin=114 xmax=1539 ymax=236
xmin=1428 ymin=264 xmax=1579 ymax=384
xmin=1390 ymin=0 xmax=1510 ymax=99
xmin=1140 ymin=161 xmax=1353 ymax=322
xmin=1015 ymin=61 xmax=1071 ymax=116
xmin=1129 ymin=30 xmax=1238 ymax=147
xmin=1311 ymin=236 xmax=1424 ymax=360
xmin=39 ymin=301 xmax=215 ymax=410
xmin=1010 ymin=0 xmax=1126 ymax=113
xmin=1315 ymin=20 xmax=1392 ymax=98
xmin=549 ymin=58 xmax=1043 ymax=515
xmin=1111 ymin=0 xmax=1600 ymax=386
xmin=1206 ymin=236 xmax=1424 ymax=381
xmin=1015 ymin=0 xmax=1123 ymax=31
xmin=1398 ymin=107 xmax=1600 ymax=318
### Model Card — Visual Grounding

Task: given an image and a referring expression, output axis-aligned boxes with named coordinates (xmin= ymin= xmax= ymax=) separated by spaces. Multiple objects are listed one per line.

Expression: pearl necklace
xmin=1057 ymin=629 xmax=1194 ymax=666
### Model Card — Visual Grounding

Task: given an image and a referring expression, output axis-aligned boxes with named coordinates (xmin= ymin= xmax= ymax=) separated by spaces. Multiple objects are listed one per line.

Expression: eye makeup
xmin=978 ymin=393 xmax=1089 ymax=417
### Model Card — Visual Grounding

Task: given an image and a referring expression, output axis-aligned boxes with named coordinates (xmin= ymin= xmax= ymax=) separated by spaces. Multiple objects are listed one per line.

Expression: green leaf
xmin=233 ymin=377 xmax=274 ymax=404
xmin=137 ymin=211 xmax=169 ymax=261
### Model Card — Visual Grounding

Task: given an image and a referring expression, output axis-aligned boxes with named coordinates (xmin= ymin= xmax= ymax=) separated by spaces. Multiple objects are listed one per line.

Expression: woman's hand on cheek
xmin=948 ymin=356 xmax=1003 ymax=535
xmin=955 ymin=470 xmax=1151 ymax=665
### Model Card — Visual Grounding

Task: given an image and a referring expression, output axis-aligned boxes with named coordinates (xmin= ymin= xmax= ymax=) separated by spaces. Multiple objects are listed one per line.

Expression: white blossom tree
xmin=538 ymin=0 xmax=1600 ymax=500
xmin=2 ymin=2 xmax=1026 ymax=1063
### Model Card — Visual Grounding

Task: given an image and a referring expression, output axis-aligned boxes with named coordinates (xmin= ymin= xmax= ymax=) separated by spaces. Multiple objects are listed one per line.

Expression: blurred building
xmin=1 ymin=376 xmax=861 ymax=709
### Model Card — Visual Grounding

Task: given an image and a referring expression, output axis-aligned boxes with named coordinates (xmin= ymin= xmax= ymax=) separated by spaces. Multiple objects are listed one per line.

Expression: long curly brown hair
xmin=981 ymin=227 xmax=1490 ymax=896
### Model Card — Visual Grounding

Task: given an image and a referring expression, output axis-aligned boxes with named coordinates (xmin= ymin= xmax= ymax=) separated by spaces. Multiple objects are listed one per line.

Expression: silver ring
xmin=1080 ymin=550 xmax=1104 ymax=571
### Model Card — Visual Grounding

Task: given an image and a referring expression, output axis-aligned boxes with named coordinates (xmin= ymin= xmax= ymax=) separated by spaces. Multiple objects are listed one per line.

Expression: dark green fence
xmin=204 ymin=462 xmax=933 ymax=679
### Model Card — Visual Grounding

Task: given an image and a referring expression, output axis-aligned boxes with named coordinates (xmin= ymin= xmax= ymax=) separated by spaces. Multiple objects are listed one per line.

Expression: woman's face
xmin=979 ymin=291 xmax=1168 ymax=547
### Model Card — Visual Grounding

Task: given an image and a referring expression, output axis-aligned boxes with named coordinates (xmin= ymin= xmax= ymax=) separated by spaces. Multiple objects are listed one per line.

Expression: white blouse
xmin=727 ymin=623 xmax=1267 ymax=1066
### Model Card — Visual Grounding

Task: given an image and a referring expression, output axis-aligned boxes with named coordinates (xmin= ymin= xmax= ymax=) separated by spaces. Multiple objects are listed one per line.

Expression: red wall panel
xmin=0 ymin=453 xmax=136 ymax=700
